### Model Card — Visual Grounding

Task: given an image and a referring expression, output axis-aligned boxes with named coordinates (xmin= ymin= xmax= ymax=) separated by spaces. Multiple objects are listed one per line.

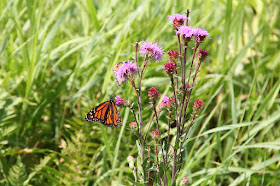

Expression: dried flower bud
xmin=197 ymin=49 xmax=208 ymax=62
xmin=129 ymin=122 xmax=137 ymax=130
xmin=168 ymin=50 xmax=179 ymax=62
xmin=127 ymin=155 xmax=135 ymax=169
xmin=164 ymin=62 xmax=176 ymax=76
xmin=180 ymin=177 xmax=189 ymax=185
xmin=152 ymin=129 xmax=159 ymax=141
xmin=193 ymin=99 xmax=204 ymax=111
xmin=148 ymin=87 xmax=159 ymax=102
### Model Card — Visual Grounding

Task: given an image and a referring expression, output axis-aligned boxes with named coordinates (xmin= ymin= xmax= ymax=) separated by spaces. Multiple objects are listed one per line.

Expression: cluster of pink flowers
xmin=168 ymin=13 xmax=209 ymax=43
xmin=139 ymin=40 xmax=164 ymax=61
xmin=113 ymin=60 xmax=138 ymax=85
xmin=176 ymin=25 xmax=209 ymax=43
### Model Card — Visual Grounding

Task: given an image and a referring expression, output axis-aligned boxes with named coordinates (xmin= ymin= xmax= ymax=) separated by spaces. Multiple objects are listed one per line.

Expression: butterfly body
xmin=85 ymin=98 xmax=122 ymax=127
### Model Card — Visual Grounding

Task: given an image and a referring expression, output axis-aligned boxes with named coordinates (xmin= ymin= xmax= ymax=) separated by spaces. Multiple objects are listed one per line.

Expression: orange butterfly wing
xmin=85 ymin=99 xmax=122 ymax=128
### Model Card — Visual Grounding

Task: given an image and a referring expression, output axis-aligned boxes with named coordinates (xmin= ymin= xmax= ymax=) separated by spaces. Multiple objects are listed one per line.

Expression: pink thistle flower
xmin=148 ymin=87 xmax=159 ymax=102
xmin=164 ymin=62 xmax=176 ymax=76
xmin=176 ymin=25 xmax=196 ymax=41
xmin=193 ymin=28 xmax=209 ymax=43
xmin=168 ymin=13 xmax=187 ymax=28
xmin=159 ymin=96 xmax=175 ymax=109
xmin=139 ymin=40 xmax=164 ymax=62
xmin=115 ymin=96 xmax=129 ymax=107
xmin=152 ymin=129 xmax=159 ymax=140
xmin=129 ymin=121 xmax=137 ymax=130
xmin=168 ymin=50 xmax=179 ymax=62
xmin=197 ymin=49 xmax=208 ymax=61
xmin=180 ymin=177 xmax=189 ymax=184
xmin=114 ymin=60 xmax=138 ymax=85
xmin=193 ymin=99 xmax=204 ymax=111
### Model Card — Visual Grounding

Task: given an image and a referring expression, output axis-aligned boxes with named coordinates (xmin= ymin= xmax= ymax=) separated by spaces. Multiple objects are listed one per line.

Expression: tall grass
xmin=0 ymin=0 xmax=279 ymax=185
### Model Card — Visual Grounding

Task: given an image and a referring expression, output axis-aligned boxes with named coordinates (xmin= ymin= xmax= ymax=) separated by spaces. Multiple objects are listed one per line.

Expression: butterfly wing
xmin=85 ymin=101 xmax=110 ymax=124
xmin=85 ymin=99 xmax=122 ymax=128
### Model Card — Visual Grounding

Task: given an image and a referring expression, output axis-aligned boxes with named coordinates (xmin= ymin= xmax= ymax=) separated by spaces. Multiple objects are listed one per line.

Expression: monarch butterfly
xmin=85 ymin=97 xmax=122 ymax=127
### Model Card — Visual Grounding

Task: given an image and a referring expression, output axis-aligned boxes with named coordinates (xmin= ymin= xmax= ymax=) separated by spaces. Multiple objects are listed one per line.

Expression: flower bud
xmin=159 ymin=96 xmax=175 ymax=110
xmin=197 ymin=49 xmax=208 ymax=62
xmin=148 ymin=87 xmax=159 ymax=102
xmin=181 ymin=83 xmax=191 ymax=91
xmin=193 ymin=99 xmax=204 ymax=111
xmin=129 ymin=122 xmax=137 ymax=130
xmin=115 ymin=96 xmax=129 ymax=107
xmin=180 ymin=177 xmax=189 ymax=185
xmin=152 ymin=129 xmax=159 ymax=141
xmin=164 ymin=62 xmax=176 ymax=77
xmin=127 ymin=155 xmax=135 ymax=169
xmin=168 ymin=50 xmax=179 ymax=62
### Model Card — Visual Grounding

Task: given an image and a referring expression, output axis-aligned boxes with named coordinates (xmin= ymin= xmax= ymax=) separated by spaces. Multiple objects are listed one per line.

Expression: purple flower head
xmin=159 ymin=96 xmax=175 ymax=110
xmin=168 ymin=13 xmax=187 ymax=28
xmin=176 ymin=25 xmax=196 ymax=41
xmin=115 ymin=96 xmax=129 ymax=107
xmin=114 ymin=60 xmax=138 ymax=85
xmin=139 ymin=40 xmax=164 ymax=62
xmin=193 ymin=28 xmax=209 ymax=43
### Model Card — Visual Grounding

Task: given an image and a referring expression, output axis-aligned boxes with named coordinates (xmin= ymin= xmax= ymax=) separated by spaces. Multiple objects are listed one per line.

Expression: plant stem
xmin=144 ymin=113 xmax=155 ymax=144
xmin=181 ymin=43 xmax=199 ymax=134
xmin=155 ymin=142 xmax=162 ymax=185
xmin=152 ymin=103 xmax=166 ymax=178
xmin=134 ymin=167 xmax=137 ymax=184
xmin=178 ymin=113 xmax=196 ymax=162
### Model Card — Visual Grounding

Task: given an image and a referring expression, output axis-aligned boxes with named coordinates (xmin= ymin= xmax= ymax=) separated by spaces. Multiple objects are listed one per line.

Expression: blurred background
xmin=0 ymin=0 xmax=279 ymax=185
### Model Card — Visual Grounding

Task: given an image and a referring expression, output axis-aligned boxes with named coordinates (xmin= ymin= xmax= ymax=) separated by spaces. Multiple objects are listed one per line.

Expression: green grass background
xmin=0 ymin=0 xmax=280 ymax=185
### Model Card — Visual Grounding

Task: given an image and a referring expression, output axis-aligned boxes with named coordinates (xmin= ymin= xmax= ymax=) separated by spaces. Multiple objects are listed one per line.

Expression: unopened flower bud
xmin=193 ymin=99 xmax=204 ymax=111
xmin=152 ymin=129 xmax=159 ymax=141
xmin=129 ymin=122 xmax=137 ymax=130
xmin=180 ymin=177 xmax=189 ymax=185
xmin=127 ymin=155 xmax=135 ymax=169
xmin=197 ymin=49 xmax=208 ymax=62
xmin=164 ymin=62 xmax=176 ymax=77
xmin=148 ymin=87 xmax=159 ymax=103
xmin=168 ymin=50 xmax=179 ymax=62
